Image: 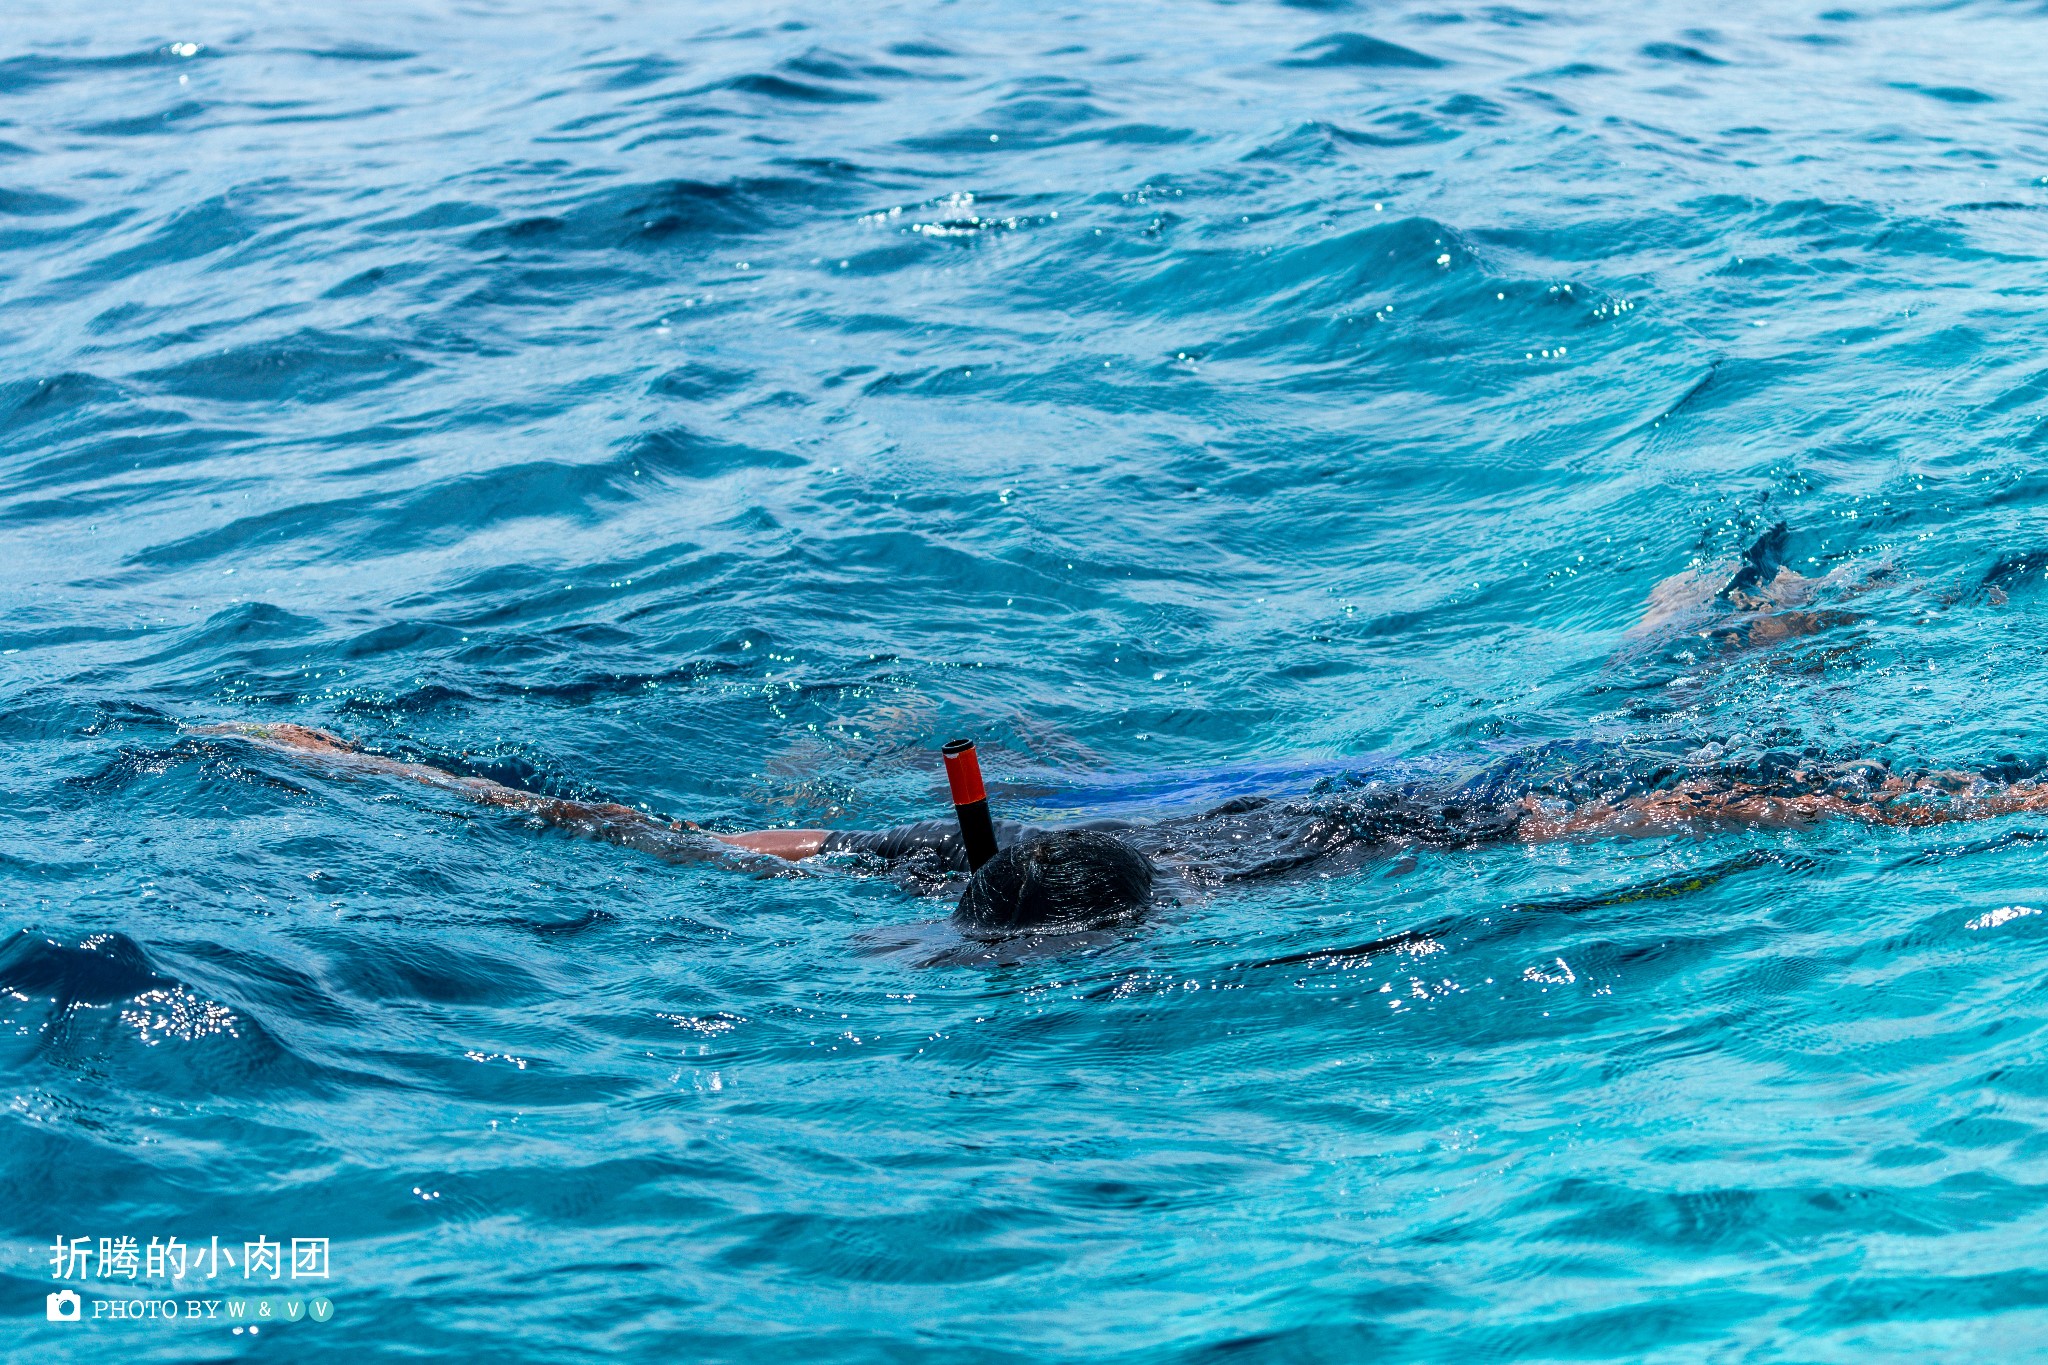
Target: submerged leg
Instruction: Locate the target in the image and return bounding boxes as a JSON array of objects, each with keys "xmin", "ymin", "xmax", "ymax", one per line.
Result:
[{"xmin": 1516, "ymin": 769, "xmax": 2048, "ymax": 843}]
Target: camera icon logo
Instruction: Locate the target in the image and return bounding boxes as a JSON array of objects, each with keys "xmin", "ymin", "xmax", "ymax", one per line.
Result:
[{"xmin": 47, "ymin": 1288, "xmax": 82, "ymax": 1322}]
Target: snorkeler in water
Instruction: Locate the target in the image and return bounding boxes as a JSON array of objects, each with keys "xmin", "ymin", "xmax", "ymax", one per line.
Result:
[
  {"xmin": 194, "ymin": 716, "xmax": 2048, "ymax": 939},
  {"xmin": 189, "ymin": 527, "xmax": 2048, "ymax": 938}
]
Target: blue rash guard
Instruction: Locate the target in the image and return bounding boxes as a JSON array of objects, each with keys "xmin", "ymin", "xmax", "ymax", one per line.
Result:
[{"xmin": 822, "ymin": 752, "xmax": 1520, "ymax": 886}]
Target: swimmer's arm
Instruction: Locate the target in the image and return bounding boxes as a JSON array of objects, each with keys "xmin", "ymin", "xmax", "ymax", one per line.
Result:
[
  {"xmin": 192, "ymin": 722, "xmax": 831, "ymax": 861},
  {"xmin": 193, "ymin": 722, "xmax": 611, "ymax": 816}
]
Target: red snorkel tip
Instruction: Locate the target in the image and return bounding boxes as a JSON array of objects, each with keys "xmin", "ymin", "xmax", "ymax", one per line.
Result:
[
  {"xmin": 942, "ymin": 737, "xmax": 988, "ymax": 806},
  {"xmin": 942, "ymin": 738, "xmax": 999, "ymax": 871}
]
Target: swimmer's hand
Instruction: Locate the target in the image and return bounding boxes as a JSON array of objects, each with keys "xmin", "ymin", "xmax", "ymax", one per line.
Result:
[
  {"xmin": 712, "ymin": 829, "xmax": 828, "ymax": 861},
  {"xmin": 669, "ymin": 820, "xmax": 825, "ymax": 861},
  {"xmin": 188, "ymin": 721, "xmax": 358, "ymax": 754}
]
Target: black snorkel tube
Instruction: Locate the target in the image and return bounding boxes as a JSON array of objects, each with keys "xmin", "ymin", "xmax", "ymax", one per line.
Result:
[{"xmin": 942, "ymin": 738, "xmax": 1000, "ymax": 871}]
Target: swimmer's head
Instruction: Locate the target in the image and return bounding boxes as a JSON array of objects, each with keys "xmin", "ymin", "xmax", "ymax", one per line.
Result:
[{"xmin": 953, "ymin": 830, "xmax": 1155, "ymax": 936}]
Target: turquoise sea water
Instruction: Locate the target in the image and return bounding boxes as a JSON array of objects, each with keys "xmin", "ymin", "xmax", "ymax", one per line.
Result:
[{"xmin": 9, "ymin": 0, "xmax": 2048, "ymax": 1358}]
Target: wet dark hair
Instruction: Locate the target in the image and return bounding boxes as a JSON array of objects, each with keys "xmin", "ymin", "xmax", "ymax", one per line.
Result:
[{"xmin": 953, "ymin": 830, "xmax": 1154, "ymax": 935}]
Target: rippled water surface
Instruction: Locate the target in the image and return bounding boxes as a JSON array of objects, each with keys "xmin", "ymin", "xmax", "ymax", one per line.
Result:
[{"xmin": 10, "ymin": 0, "xmax": 2048, "ymax": 1359}]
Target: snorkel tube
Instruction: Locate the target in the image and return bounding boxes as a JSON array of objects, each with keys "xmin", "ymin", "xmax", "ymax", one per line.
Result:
[{"xmin": 942, "ymin": 738, "xmax": 1000, "ymax": 871}]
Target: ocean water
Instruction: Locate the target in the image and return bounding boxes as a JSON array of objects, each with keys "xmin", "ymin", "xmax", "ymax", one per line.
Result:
[{"xmin": 8, "ymin": 0, "xmax": 2048, "ymax": 1358}]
